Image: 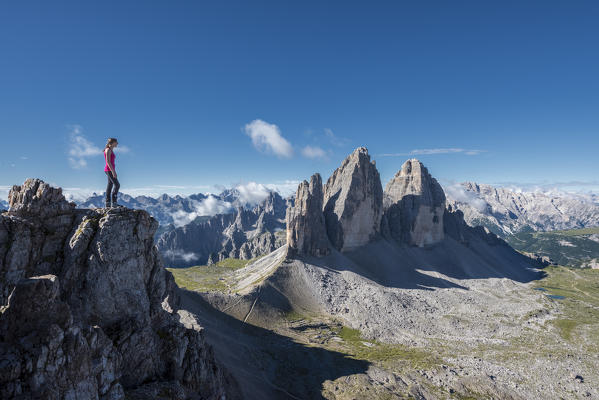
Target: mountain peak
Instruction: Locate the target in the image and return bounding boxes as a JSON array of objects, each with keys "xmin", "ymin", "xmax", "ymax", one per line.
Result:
[
  {"xmin": 323, "ymin": 146, "xmax": 384, "ymax": 251},
  {"xmin": 383, "ymin": 159, "xmax": 446, "ymax": 246},
  {"xmin": 286, "ymin": 173, "xmax": 330, "ymax": 257},
  {"xmin": 1, "ymin": 179, "xmax": 232, "ymax": 399}
]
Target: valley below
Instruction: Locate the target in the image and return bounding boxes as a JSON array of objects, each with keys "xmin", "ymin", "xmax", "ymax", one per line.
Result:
[{"xmin": 169, "ymin": 248, "xmax": 599, "ymax": 400}]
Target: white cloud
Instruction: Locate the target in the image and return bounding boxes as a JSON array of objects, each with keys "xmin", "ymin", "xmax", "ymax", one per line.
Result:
[
  {"xmin": 163, "ymin": 249, "xmax": 200, "ymax": 263},
  {"xmin": 380, "ymin": 148, "xmax": 486, "ymax": 157},
  {"xmin": 234, "ymin": 182, "xmax": 272, "ymax": 204},
  {"xmin": 63, "ymin": 188, "xmax": 95, "ymax": 203},
  {"xmin": 261, "ymin": 180, "xmax": 301, "ymax": 198},
  {"xmin": 171, "ymin": 195, "xmax": 233, "ymax": 227},
  {"xmin": 67, "ymin": 125, "xmax": 130, "ymax": 168},
  {"xmin": 67, "ymin": 125, "xmax": 102, "ymax": 168},
  {"xmin": 443, "ymin": 183, "xmax": 488, "ymax": 212},
  {"xmin": 244, "ymin": 119, "xmax": 293, "ymax": 158},
  {"xmin": 301, "ymin": 145, "xmax": 327, "ymax": 159},
  {"xmin": 167, "ymin": 181, "xmax": 297, "ymax": 227},
  {"xmin": 463, "ymin": 150, "xmax": 484, "ymax": 155},
  {"xmin": 114, "ymin": 145, "xmax": 130, "ymax": 154}
]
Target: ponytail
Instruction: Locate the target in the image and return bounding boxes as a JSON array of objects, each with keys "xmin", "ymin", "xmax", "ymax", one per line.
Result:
[{"xmin": 105, "ymin": 138, "xmax": 118, "ymax": 150}]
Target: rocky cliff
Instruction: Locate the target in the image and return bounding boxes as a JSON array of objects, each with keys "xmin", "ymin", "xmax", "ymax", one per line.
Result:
[
  {"xmin": 383, "ymin": 158, "xmax": 446, "ymax": 247},
  {"xmin": 201, "ymin": 149, "xmax": 555, "ymax": 400},
  {"xmin": 157, "ymin": 192, "xmax": 289, "ymax": 266},
  {"xmin": 287, "ymin": 147, "xmax": 506, "ymax": 256},
  {"xmin": 323, "ymin": 147, "xmax": 384, "ymax": 251},
  {"xmin": 286, "ymin": 173, "xmax": 330, "ymax": 257},
  {"xmin": 0, "ymin": 179, "xmax": 233, "ymax": 399}
]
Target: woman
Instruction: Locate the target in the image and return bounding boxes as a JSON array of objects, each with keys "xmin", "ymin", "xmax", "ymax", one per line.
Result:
[{"xmin": 104, "ymin": 138, "xmax": 121, "ymax": 208}]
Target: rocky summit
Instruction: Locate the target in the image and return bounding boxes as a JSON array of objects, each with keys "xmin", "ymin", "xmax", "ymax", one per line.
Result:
[
  {"xmin": 286, "ymin": 173, "xmax": 330, "ymax": 257},
  {"xmin": 383, "ymin": 158, "xmax": 446, "ymax": 247},
  {"xmin": 287, "ymin": 147, "xmax": 502, "ymax": 256},
  {"xmin": 322, "ymin": 147, "xmax": 384, "ymax": 251},
  {"xmin": 0, "ymin": 179, "xmax": 233, "ymax": 399}
]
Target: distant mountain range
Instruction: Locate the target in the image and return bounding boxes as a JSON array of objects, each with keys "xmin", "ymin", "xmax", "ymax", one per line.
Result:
[
  {"xmin": 38, "ymin": 180, "xmax": 599, "ymax": 269},
  {"xmin": 73, "ymin": 183, "xmax": 599, "ymax": 237},
  {"xmin": 77, "ymin": 189, "xmax": 246, "ymax": 227},
  {"xmin": 445, "ymin": 182, "xmax": 599, "ymax": 237},
  {"xmin": 156, "ymin": 192, "xmax": 291, "ymax": 267}
]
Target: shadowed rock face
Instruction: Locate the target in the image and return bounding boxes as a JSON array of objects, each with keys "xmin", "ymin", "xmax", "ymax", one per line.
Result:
[
  {"xmin": 0, "ymin": 179, "xmax": 232, "ymax": 399},
  {"xmin": 157, "ymin": 191, "xmax": 289, "ymax": 267},
  {"xmin": 383, "ymin": 159, "xmax": 446, "ymax": 247},
  {"xmin": 323, "ymin": 147, "xmax": 384, "ymax": 252},
  {"xmin": 285, "ymin": 148, "xmax": 506, "ymax": 255},
  {"xmin": 286, "ymin": 173, "xmax": 330, "ymax": 257}
]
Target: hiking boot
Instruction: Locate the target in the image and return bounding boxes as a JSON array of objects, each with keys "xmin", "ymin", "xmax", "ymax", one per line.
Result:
[
  {"xmin": 105, "ymin": 202, "xmax": 112, "ymax": 208},
  {"xmin": 112, "ymin": 202, "xmax": 124, "ymax": 208}
]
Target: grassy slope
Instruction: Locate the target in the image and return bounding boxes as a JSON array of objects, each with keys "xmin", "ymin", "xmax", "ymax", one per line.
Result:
[
  {"xmin": 170, "ymin": 257, "xmax": 599, "ymax": 399},
  {"xmin": 167, "ymin": 258, "xmax": 257, "ymax": 292},
  {"xmin": 531, "ymin": 265, "xmax": 599, "ymax": 345},
  {"xmin": 506, "ymin": 227, "xmax": 599, "ymax": 268}
]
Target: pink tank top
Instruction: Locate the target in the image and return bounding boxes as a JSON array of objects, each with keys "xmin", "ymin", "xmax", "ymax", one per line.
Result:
[{"xmin": 104, "ymin": 149, "xmax": 115, "ymax": 172}]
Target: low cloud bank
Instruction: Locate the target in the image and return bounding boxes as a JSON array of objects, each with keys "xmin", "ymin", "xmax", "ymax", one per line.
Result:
[
  {"xmin": 162, "ymin": 249, "xmax": 200, "ymax": 263},
  {"xmin": 443, "ymin": 183, "xmax": 488, "ymax": 212},
  {"xmin": 171, "ymin": 195, "xmax": 233, "ymax": 227}
]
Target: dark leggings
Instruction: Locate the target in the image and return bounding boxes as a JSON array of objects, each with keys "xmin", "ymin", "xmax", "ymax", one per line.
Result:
[{"xmin": 105, "ymin": 171, "xmax": 120, "ymax": 203}]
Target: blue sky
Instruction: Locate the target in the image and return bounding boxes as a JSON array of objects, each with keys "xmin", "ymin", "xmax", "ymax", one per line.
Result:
[{"xmin": 1, "ymin": 1, "xmax": 598, "ymax": 200}]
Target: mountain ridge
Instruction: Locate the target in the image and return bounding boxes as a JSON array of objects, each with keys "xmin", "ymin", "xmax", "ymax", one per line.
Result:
[
  {"xmin": 445, "ymin": 181, "xmax": 599, "ymax": 236},
  {"xmin": 0, "ymin": 178, "xmax": 236, "ymax": 399},
  {"xmin": 187, "ymin": 147, "xmax": 584, "ymax": 399}
]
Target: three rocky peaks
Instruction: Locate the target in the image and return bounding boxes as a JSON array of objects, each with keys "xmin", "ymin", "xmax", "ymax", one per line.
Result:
[{"xmin": 287, "ymin": 147, "xmax": 501, "ymax": 256}]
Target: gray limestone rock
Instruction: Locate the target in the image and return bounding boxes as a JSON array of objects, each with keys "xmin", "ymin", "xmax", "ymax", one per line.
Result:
[
  {"xmin": 445, "ymin": 181, "xmax": 599, "ymax": 236},
  {"xmin": 443, "ymin": 204, "xmax": 505, "ymax": 246},
  {"xmin": 383, "ymin": 159, "xmax": 446, "ymax": 247},
  {"xmin": 0, "ymin": 179, "xmax": 234, "ymax": 399},
  {"xmin": 8, "ymin": 178, "xmax": 76, "ymax": 218},
  {"xmin": 323, "ymin": 147, "xmax": 384, "ymax": 251},
  {"xmin": 286, "ymin": 173, "xmax": 330, "ymax": 257},
  {"xmin": 157, "ymin": 191, "xmax": 289, "ymax": 266}
]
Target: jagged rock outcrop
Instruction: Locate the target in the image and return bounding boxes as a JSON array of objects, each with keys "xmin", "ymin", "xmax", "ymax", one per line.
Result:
[
  {"xmin": 445, "ymin": 181, "xmax": 599, "ymax": 236},
  {"xmin": 0, "ymin": 179, "xmax": 232, "ymax": 399},
  {"xmin": 286, "ymin": 173, "xmax": 330, "ymax": 257},
  {"xmin": 157, "ymin": 191, "xmax": 290, "ymax": 266},
  {"xmin": 443, "ymin": 204, "xmax": 505, "ymax": 246},
  {"xmin": 383, "ymin": 159, "xmax": 446, "ymax": 247},
  {"xmin": 284, "ymin": 149, "xmax": 507, "ymax": 254},
  {"xmin": 323, "ymin": 147, "xmax": 384, "ymax": 251}
]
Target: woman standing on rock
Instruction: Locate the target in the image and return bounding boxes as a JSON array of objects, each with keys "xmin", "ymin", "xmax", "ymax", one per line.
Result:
[{"xmin": 104, "ymin": 138, "xmax": 121, "ymax": 208}]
